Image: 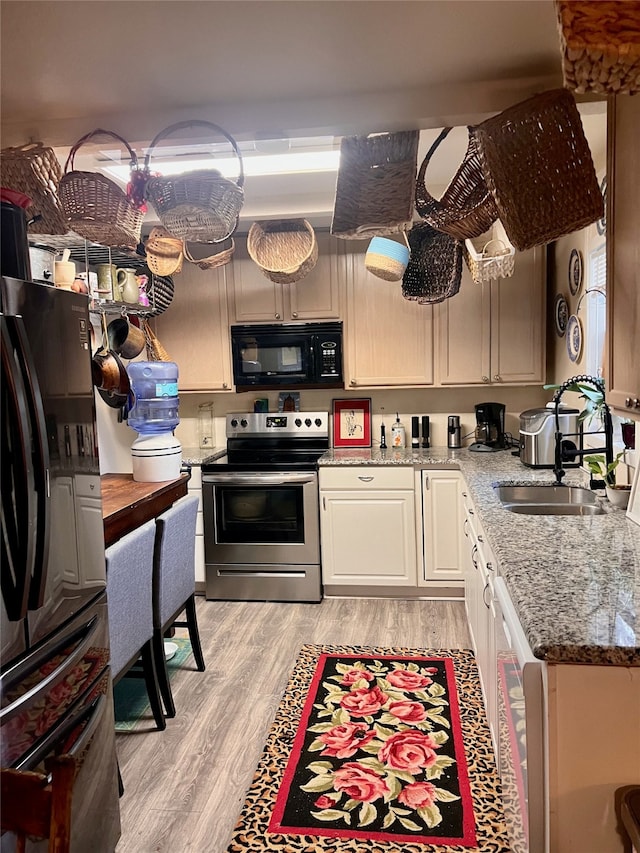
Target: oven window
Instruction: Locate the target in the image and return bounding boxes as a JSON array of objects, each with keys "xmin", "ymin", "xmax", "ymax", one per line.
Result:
[{"xmin": 215, "ymin": 485, "xmax": 304, "ymax": 543}]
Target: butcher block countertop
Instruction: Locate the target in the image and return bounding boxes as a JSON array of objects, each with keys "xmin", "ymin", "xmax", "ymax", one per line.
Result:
[{"xmin": 101, "ymin": 472, "xmax": 190, "ymax": 547}]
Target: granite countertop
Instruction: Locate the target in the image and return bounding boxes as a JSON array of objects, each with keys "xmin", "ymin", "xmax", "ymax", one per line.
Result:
[
  {"xmin": 181, "ymin": 446, "xmax": 227, "ymax": 466},
  {"xmin": 319, "ymin": 446, "xmax": 640, "ymax": 667}
]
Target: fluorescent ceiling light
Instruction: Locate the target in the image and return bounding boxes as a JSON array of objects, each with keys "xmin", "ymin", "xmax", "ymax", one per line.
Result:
[{"xmin": 103, "ymin": 149, "xmax": 340, "ymax": 183}]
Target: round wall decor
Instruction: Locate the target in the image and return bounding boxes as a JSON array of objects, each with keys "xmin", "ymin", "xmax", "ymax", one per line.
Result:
[
  {"xmin": 566, "ymin": 314, "xmax": 583, "ymax": 363},
  {"xmin": 554, "ymin": 293, "xmax": 569, "ymax": 337},
  {"xmin": 596, "ymin": 175, "xmax": 606, "ymax": 236},
  {"xmin": 568, "ymin": 248, "xmax": 583, "ymax": 296}
]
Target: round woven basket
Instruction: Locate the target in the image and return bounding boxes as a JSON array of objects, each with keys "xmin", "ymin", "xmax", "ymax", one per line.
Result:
[
  {"xmin": 145, "ymin": 227, "xmax": 184, "ymax": 276},
  {"xmin": 365, "ymin": 236, "xmax": 410, "ymax": 281},
  {"xmin": 0, "ymin": 142, "xmax": 68, "ymax": 235},
  {"xmin": 247, "ymin": 219, "xmax": 318, "ymax": 284}
]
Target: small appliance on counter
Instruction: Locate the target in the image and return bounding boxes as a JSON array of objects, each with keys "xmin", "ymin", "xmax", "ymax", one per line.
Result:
[
  {"xmin": 447, "ymin": 415, "xmax": 462, "ymax": 449},
  {"xmin": 519, "ymin": 402, "xmax": 581, "ymax": 469},
  {"xmin": 127, "ymin": 361, "xmax": 182, "ymax": 481},
  {"xmin": 469, "ymin": 402, "xmax": 508, "ymax": 452}
]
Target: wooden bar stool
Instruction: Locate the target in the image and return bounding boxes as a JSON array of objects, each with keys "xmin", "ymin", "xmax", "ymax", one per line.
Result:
[{"xmin": 152, "ymin": 494, "xmax": 205, "ymax": 717}]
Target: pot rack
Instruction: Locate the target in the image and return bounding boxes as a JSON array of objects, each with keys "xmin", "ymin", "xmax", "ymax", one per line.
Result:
[{"xmin": 28, "ymin": 232, "xmax": 173, "ymax": 318}]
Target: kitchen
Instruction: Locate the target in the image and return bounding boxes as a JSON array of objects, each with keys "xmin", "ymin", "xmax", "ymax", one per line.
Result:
[{"xmin": 1, "ymin": 2, "xmax": 640, "ymax": 853}]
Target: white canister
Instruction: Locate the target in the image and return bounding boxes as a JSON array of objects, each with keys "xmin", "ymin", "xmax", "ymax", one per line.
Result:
[
  {"xmin": 391, "ymin": 415, "xmax": 406, "ymax": 448},
  {"xmin": 131, "ymin": 433, "xmax": 182, "ymax": 482}
]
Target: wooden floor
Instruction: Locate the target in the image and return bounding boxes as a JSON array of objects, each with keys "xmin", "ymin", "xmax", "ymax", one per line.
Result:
[{"xmin": 115, "ymin": 595, "xmax": 471, "ymax": 853}]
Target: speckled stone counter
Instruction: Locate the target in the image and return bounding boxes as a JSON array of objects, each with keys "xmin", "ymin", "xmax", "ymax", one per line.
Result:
[
  {"xmin": 319, "ymin": 446, "xmax": 640, "ymax": 667},
  {"xmin": 181, "ymin": 446, "xmax": 226, "ymax": 466}
]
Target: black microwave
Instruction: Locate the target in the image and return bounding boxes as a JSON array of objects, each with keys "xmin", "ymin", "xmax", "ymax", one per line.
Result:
[{"xmin": 231, "ymin": 322, "xmax": 343, "ymax": 390}]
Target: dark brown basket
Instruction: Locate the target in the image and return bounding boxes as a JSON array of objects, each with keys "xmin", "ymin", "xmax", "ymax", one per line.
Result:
[
  {"xmin": 0, "ymin": 142, "xmax": 68, "ymax": 235},
  {"xmin": 415, "ymin": 127, "xmax": 498, "ymax": 240},
  {"xmin": 474, "ymin": 88, "xmax": 604, "ymax": 251},
  {"xmin": 59, "ymin": 129, "xmax": 144, "ymax": 250},
  {"xmin": 402, "ymin": 222, "xmax": 463, "ymax": 304},
  {"xmin": 144, "ymin": 120, "xmax": 245, "ymax": 243},
  {"xmin": 331, "ymin": 130, "xmax": 419, "ymax": 239}
]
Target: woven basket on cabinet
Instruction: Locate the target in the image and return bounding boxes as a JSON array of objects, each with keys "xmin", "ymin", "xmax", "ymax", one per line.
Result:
[{"xmin": 0, "ymin": 142, "xmax": 68, "ymax": 235}]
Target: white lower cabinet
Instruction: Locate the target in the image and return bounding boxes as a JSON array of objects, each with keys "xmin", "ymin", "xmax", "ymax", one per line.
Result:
[
  {"xmin": 188, "ymin": 465, "xmax": 205, "ymax": 586},
  {"xmin": 319, "ymin": 467, "xmax": 417, "ymax": 588},
  {"xmin": 421, "ymin": 469, "xmax": 464, "ymax": 586}
]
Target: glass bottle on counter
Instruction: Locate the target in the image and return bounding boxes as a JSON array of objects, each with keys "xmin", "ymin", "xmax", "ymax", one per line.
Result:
[{"xmin": 198, "ymin": 402, "xmax": 215, "ymax": 450}]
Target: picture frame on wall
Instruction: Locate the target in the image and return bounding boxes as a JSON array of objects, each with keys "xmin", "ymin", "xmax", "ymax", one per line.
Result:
[
  {"xmin": 627, "ymin": 462, "xmax": 640, "ymax": 527},
  {"xmin": 332, "ymin": 398, "xmax": 372, "ymax": 448}
]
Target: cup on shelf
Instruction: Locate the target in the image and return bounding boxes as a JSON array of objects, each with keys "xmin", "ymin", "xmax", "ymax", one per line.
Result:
[
  {"xmin": 96, "ymin": 264, "xmax": 117, "ymax": 299},
  {"xmin": 54, "ymin": 260, "xmax": 76, "ymax": 289}
]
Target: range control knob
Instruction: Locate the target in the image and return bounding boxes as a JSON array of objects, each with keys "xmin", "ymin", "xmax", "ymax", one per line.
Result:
[
  {"xmin": 305, "ymin": 418, "xmax": 312, "ymax": 427},
  {"xmin": 240, "ymin": 419, "xmax": 248, "ymax": 428},
  {"xmin": 315, "ymin": 418, "xmax": 322, "ymax": 427},
  {"xmin": 295, "ymin": 418, "xmax": 302, "ymax": 427},
  {"xmin": 230, "ymin": 418, "xmax": 238, "ymax": 428}
]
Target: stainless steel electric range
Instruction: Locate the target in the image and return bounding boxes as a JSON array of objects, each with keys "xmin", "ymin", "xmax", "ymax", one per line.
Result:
[{"xmin": 201, "ymin": 412, "xmax": 329, "ymax": 602}]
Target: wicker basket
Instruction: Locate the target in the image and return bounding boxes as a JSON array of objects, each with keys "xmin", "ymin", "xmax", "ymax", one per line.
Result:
[
  {"xmin": 247, "ymin": 219, "xmax": 318, "ymax": 284},
  {"xmin": 415, "ymin": 127, "xmax": 498, "ymax": 240},
  {"xmin": 143, "ymin": 270, "xmax": 174, "ymax": 317},
  {"xmin": 365, "ymin": 235, "xmax": 410, "ymax": 282},
  {"xmin": 58, "ymin": 129, "xmax": 144, "ymax": 249},
  {"xmin": 145, "ymin": 227, "xmax": 184, "ymax": 276},
  {"xmin": 402, "ymin": 222, "xmax": 463, "ymax": 304},
  {"xmin": 1, "ymin": 142, "xmax": 68, "ymax": 235},
  {"xmin": 555, "ymin": 1, "xmax": 640, "ymax": 95},
  {"xmin": 463, "ymin": 220, "xmax": 516, "ymax": 284},
  {"xmin": 474, "ymin": 88, "xmax": 604, "ymax": 251},
  {"xmin": 331, "ymin": 130, "xmax": 419, "ymax": 239},
  {"xmin": 142, "ymin": 320, "xmax": 172, "ymax": 362},
  {"xmin": 144, "ymin": 120, "xmax": 244, "ymax": 243},
  {"xmin": 183, "ymin": 236, "xmax": 235, "ymax": 270}
]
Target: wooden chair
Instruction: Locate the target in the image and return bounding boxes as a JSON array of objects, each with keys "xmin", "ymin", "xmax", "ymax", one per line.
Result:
[
  {"xmin": 152, "ymin": 494, "xmax": 205, "ymax": 717},
  {"xmin": 1, "ymin": 755, "xmax": 75, "ymax": 853}
]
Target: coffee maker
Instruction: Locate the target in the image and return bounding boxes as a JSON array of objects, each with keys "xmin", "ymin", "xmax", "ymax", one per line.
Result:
[{"xmin": 469, "ymin": 402, "xmax": 506, "ymax": 452}]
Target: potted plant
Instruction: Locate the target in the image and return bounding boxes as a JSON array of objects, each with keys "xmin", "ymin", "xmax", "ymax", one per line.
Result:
[{"xmin": 586, "ymin": 452, "xmax": 631, "ymax": 507}]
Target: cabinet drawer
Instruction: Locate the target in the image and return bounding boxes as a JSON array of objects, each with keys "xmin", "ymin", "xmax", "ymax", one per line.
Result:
[
  {"xmin": 320, "ymin": 467, "xmax": 414, "ymax": 490},
  {"xmin": 74, "ymin": 474, "xmax": 101, "ymax": 498}
]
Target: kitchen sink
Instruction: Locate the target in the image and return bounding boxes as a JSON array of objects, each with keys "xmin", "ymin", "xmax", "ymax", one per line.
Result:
[{"xmin": 495, "ymin": 484, "xmax": 605, "ymax": 516}]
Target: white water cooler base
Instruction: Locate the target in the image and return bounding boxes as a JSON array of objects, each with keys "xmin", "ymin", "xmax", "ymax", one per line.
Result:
[{"xmin": 131, "ymin": 433, "xmax": 182, "ymax": 482}]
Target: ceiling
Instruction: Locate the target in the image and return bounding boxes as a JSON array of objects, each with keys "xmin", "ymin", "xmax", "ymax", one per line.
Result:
[{"xmin": 0, "ymin": 1, "xmax": 607, "ymax": 230}]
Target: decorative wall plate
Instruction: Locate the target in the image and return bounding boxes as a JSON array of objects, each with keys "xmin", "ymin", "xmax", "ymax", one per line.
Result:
[
  {"xmin": 568, "ymin": 248, "xmax": 583, "ymax": 296},
  {"xmin": 597, "ymin": 175, "xmax": 606, "ymax": 236},
  {"xmin": 566, "ymin": 314, "xmax": 583, "ymax": 363},
  {"xmin": 554, "ymin": 293, "xmax": 569, "ymax": 337}
]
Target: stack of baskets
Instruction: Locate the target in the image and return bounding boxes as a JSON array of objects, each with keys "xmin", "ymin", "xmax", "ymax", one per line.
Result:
[{"xmin": 247, "ymin": 219, "xmax": 317, "ymax": 284}]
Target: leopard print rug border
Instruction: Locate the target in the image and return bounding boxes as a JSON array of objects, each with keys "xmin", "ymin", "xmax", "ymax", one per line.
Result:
[{"xmin": 227, "ymin": 645, "xmax": 511, "ymax": 852}]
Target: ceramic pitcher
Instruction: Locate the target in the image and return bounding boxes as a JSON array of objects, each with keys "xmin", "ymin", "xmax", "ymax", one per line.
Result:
[{"xmin": 117, "ymin": 267, "xmax": 139, "ymax": 303}]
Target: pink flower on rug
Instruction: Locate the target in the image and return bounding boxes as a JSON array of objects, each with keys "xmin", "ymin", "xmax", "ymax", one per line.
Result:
[
  {"xmin": 319, "ymin": 722, "xmax": 376, "ymax": 758},
  {"xmin": 340, "ymin": 685, "xmax": 388, "ymax": 717},
  {"xmin": 378, "ymin": 730, "xmax": 440, "ymax": 773},
  {"xmin": 333, "ymin": 762, "xmax": 390, "ymax": 802},
  {"xmin": 314, "ymin": 795, "xmax": 335, "ymax": 810},
  {"xmin": 388, "ymin": 699, "xmax": 427, "ymax": 723},
  {"xmin": 398, "ymin": 780, "xmax": 438, "ymax": 809},
  {"xmin": 387, "ymin": 669, "xmax": 433, "ymax": 690},
  {"xmin": 340, "ymin": 668, "xmax": 374, "ymax": 686}
]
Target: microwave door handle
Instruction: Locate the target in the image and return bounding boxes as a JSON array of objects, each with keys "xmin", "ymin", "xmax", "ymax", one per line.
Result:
[
  {"xmin": 1, "ymin": 317, "xmax": 37, "ymax": 621},
  {"xmin": 9, "ymin": 315, "xmax": 51, "ymax": 610}
]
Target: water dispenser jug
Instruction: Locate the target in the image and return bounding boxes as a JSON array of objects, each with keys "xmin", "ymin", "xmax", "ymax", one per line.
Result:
[{"xmin": 127, "ymin": 361, "xmax": 180, "ymax": 434}]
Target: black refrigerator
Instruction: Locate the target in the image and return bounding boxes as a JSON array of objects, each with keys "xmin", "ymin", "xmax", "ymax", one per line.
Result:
[{"xmin": 1, "ymin": 276, "xmax": 120, "ymax": 852}]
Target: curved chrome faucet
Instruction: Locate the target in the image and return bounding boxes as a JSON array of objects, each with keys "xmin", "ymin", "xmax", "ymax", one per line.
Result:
[{"xmin": 552, "ymin": 374, "xmax": 614, "ymax": 485}]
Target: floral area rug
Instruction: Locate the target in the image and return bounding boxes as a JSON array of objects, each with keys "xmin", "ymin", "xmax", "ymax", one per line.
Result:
[{"xmin": 227, "ymin": 644, "xmax": 510, "ymax": 852}]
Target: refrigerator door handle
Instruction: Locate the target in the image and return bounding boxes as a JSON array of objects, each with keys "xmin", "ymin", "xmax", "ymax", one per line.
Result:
[
  {"xmin": 1, "ymin": 316, "xmax": 36, "ymax": 621},
  {"xmin": 0, "ymin": 614, "xmax": 99, "ymax": 724},
  {"xmin": 8, "ymin": 315, "xmax": 51, "ymax": 611}
]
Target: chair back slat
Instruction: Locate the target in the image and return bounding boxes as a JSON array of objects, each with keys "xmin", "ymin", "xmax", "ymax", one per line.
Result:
[{"xmin": 153, "ymin": 495, "xmax": 199, "ymax": 627}]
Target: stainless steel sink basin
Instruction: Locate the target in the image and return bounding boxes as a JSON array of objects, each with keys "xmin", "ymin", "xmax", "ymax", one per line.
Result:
[{"xmin": 495, "ymin": 484, "xmax": 605, "ymax": 516}]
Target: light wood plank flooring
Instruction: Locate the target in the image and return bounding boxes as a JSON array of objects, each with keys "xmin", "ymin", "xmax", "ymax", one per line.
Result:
[{"xmin": 115, "ymin": 596, "xmax": 471, "ymax": 853}]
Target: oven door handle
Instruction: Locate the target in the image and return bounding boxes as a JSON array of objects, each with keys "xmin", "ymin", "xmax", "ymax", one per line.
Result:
[{"xmin": 203, "ymin": 472, "xmax": 316, "ymax": 486}]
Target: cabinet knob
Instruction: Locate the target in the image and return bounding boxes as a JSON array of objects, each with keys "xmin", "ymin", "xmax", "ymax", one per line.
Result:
[
  {"xmin": 493, "ymin": 374, "xmax": 501, "ymax": 382},
  {"xmin": 291, "ymin": 312, "xmax": 298, "ymax": 318},
  {"xmin": 350, "ymin": 379, "xmax": 357, "ymax": 386},
  {"xmin": 275, "ymin": 313, "xmax": 281, "ymax": 320},
  {"xmin": 482, "ymin": 375, "xmax": 489, "ymax": 383},
  {"xmin": 482, "ymin": 582, "xmax": 490, "ymax": 608},
  {"xmin": 222, "ymin": 383, "xmax": 228, "ymax": 389},
  {"xmin": 626, "ymin": 398, "xmax": 632, "ymax": 407},
  {"xmin": 477, "ymin": 534, "xmax": 483, "ymax": 543},
  {"xmin": 635, "ymin": 399, "xmax": 640, "ymax": 409}
]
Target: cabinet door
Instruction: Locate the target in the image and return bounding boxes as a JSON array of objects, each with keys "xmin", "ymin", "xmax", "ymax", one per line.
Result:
[
  {"xmin": 345, "ymin": 250, "xmax": 434, "ymax": 388},
  {"xmin": 436, "ymin": 267, "xmax": 491, "ymax": 385},
  {"xmin": 288, "ymin": 233, "xmax": 342, "ymax": 320},
  {"xmin": 321, "ymin": 490, "xmax": 417, "ymax": 585},
  {"xmin": 75, "ymin": 494, "xmax": 106, "ymax": 587},
  {"xmin": 421, "ymin": 470, "xmax": 463, "ymax": 583},
  {"xmin": 490, "ymin": 246, "xmax": 545, "ymax": 385},
  {"xmin": 51, "ymin": 476, "xmax": 79, "ymax": 586},
  {"xmin": 607, "ymin": 96, "xmax": 640, "ymax": 413},
  {"xmin": 153, "ymin": 262, "xmax": 232, "ymax": 391},
  {"xmin": 230, "ymin": 238, "xmax": 285, "ymax": 322}
]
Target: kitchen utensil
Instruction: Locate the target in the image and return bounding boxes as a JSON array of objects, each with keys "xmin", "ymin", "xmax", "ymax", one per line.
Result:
[
  {"xmin": 421, "ymin": 415, "xmax": 430, "ymax": 448},
  {"xmin": 107, "ymin": 317, "xmax": 146, "ymax": 359},
  {"xmin": 411, "ymin": 416, "xmax": 420, "ymax": 449},
  {"xmin": 91, "ymin": 348, "xmax": 130, "ymax": 398},
  {"xmin": 469, "ymin": 402, "xmax": 507, "ymax": 452},
  {"xmin": 447, "ymin": 415, "xmax": 462, "ymax": 449},
  {"xmin": 54, "ymin": 251, "xmax": 76, "ymax": 289}
]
